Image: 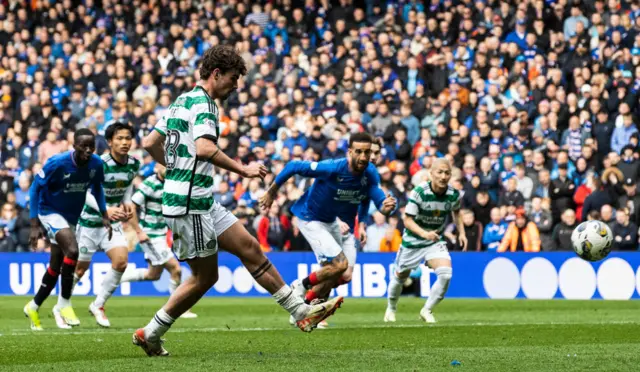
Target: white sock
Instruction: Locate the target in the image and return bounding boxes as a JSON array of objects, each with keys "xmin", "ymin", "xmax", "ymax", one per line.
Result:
[
  {"xmin": 57, "ymin": 295, "xmax": 71, "ymax": 308},
  {"xmin": 94, "ymin": 268, "xmax": 124, "ymax": 308},
  {"xmin": 28, "ymin": 300, "xmax": 39, "ymax": 311},
  {"xmin": 387, "ymin": 273, "xmax": 405, "ymax": 311},
  {"xmin": 121, "ymin": 267, "xmax": 148, "ymax": 283},
  {"xmin": 169, "ymin": 279, "xmax": 180, "ymax": 294},
  {"xmin": 273, "ymin": 285, "xmax": 310, "ymax": 321},
  {"xmin": 144, "ymin": 308, "xmax": 175, "ymax": 341},
  {"xmin": 425, "ymin": 267, "xmax": 452, "ymax": 312}
]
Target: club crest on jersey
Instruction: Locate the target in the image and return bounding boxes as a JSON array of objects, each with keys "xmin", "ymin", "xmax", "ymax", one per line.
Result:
[
  {"xmin": 445, "ymin": 202, "xmax": 451, "ymax": 211},
  {"xmin": 116, "ymin": 180, "xmax": 127, "ymax": 188}
]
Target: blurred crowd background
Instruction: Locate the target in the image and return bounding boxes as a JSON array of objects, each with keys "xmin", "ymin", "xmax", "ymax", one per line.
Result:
[{"xmin": 1, "ymin": 0, "xmax": 640, "ymax": 254}]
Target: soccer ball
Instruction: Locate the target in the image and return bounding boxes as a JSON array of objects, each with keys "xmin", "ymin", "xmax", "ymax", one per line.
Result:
[{"xmin": 571, "ymin": 220, "xmax": 613, "ymax": 262}]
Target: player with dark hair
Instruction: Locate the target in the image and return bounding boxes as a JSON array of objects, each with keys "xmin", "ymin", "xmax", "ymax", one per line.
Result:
[
  {"xmin": 72, "ymin": 122, "xmax": 141, "ymax": 328},
  {"xmin": 24, "ymin": 128, "xmax": 110, "ymax": 330},
  {"xmin": 138, "ymin": 45, "xmax": 343, "ymax": 356},
  {"xmin": 260, "ymin": 132, "xmax": 397, "ymax": 316}
]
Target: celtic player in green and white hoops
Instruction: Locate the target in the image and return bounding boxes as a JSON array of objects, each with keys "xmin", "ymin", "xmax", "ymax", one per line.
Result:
[
  {"xmin": 385, "ymin": 158, "xmax": 467, "ymax": 324},
  {"xmin": 135, "ymin": 45, "xmax": 343, "ymax": 357},
  {"xmin": 71, "ymin": 122, "xmax": 140, "ymax": 328},
  {"xmin": 120, "ymin": 163, "xmax": 197, "ymax": 318}
]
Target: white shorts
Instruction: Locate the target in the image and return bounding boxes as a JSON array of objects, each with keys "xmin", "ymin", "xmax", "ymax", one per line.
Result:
[
  {"xmin": 298, "ymin": 219, "xmax": 356, "ymax": 265},
  {"xmin": 140, "ymin": 236, "xmax": 174, "ymax": 266},
  {"xmin": 394, "ymin": 241, "xmax": 451, "ymax": 273},
  {"xmin": 165, "ymin": 203, "xmax": 237, "ymax": 261},
  {"xmin": 39, "ymin": 214, "xmax": 75, "ymax": 245},
  {"xmin": 77, "ymin": 222, "xmax": 128, "ymax": 262}
]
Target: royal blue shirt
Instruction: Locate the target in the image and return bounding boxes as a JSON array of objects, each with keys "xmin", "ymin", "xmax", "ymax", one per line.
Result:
[
  {"xmin": 275, "ymin": 159, "xmax": 386, "ymax": 230},
  {"xmin": 30, "ymin": 151, "xmax": 106, "ymax": 225}
]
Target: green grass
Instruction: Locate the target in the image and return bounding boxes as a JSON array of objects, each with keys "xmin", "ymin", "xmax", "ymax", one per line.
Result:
[{"xmin": 1, "ymin": 297, "xmax": 640, "ymax": 371}]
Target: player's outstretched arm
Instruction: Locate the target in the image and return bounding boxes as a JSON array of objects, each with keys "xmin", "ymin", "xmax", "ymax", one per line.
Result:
[
  {"xmin": 195, "ymin": 137, "xmax": 266, "ymax": 179},
  {"xmin": 260, "ymin": 160, "xmax": 336, "ymax": 210},
  {"xmin": 142, "ymin": 130, "xmax": 167, "ymax": 166}
]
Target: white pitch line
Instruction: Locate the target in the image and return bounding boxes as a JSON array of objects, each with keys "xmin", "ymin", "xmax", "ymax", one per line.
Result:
[{"xmin": 3, "ymin": 320, "xmax": 640, "ymax": 337}]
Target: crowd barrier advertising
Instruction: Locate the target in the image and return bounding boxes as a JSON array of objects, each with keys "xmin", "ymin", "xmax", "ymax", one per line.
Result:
[{"xmin": 3, "ymin": 252, "xmax": 640, "ymax": 300}]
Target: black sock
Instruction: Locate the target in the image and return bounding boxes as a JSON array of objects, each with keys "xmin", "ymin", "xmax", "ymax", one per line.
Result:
[
  {"xmin": 60, "ymin": 257, "xmax": 77, "ymax": 301},
  {"xmin": 33, "ymin": 267, "xmax": 59, "ymax": 306}
]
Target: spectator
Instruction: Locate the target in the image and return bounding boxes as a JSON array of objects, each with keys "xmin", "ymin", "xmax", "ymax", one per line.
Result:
[
  {"xmin": 552, "ymin": 209, "xmax": 578, "ymax": 251},
  {"xmin": 529, "ymin": 197, "xmax": 554, "ymax": 251},
  {"xmin": 499, "ymin": 177, "xmax": 525, "ymax": 213},
  {"xmin": 550, "ymin": 164, "xmax": 576, "ymax": 222},
  {"xmin": 379, "ymin": 225, "xmax": 402, "ymax": 253},
  {"xmin": 611, "ymin": 208, "xmax": 638, "ymax": 251},
  {"xmin": 445, "ymin": 209, "xmax": 482, "ymax": 252},
  {"xmin": 574, "ymin": 173, "xmax": 596, "ymax": 222},
  {"xmin": 582, "ymin": 176, "xmax": 616, "ymax": 221},
  {"xmin": 257, "ymin": 203, "xmax": 290, "ymax": 252},
  {"xmin": 482, "ymin": 207, "xmax": 508, "ymax": 252},
  {"xmin": 365, "ymin": 212, "xmax": 388, "ymax": 252},
  {"xmin": 620, "ymin": 178, "xmax": 640, "ymax": 225},
  {"xmin": 498, "ymin": 208, "xmax": 541, "ymax": 253}
]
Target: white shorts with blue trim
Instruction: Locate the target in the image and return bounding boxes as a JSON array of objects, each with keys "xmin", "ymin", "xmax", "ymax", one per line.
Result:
[
  {"xmin": 297, "ymin": 219, "xmax": 357, "ymax": 266},
  {"xmin": 38, "ymin": 213, "xmax": 76, "ymax": 245}
]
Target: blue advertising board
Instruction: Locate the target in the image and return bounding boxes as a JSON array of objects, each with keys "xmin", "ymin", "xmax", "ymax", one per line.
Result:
[{"xmin": 2, "ymin": 252, "xmax": 640, "ymax": 300}]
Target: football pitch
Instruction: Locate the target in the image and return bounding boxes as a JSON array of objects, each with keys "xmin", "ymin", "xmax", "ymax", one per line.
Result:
[{"xmin": 1, "ymin": 297, "xmax": 639, "ymax": 371}]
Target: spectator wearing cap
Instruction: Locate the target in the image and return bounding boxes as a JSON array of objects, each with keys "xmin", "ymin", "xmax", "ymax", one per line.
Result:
[
  {"xmin": 619, "ymin": 178, "xmax": 640, "ymax": 225},
  {"xmin": 505, "ymin": 19, "xmax": 529, "ymax": 51},
  {"xmin": 550, "ymin": 163, "xmax": 576, "ymax": 222},
  {"xmin": 498, "ymin": 208, "xmax": 541, "ymax": 253},
  {"xmin": 618, "ymin": 145, "xmax": 640, "ymax": 182},
  {"xmin": 552, "ymin": 209, "xmax": 578, "ymax": 251},
  {"xmin": 611, "ymin": 207, "xmax": 638, "ymax": 251}
]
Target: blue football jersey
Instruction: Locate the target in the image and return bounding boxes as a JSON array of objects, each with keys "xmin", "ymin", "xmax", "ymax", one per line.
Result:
[
  {"xmin": 30, "ymin": 151, "xmax": 106, "ymax": 225},
  {"xmin": 275, "ymin": 159, "xmax": 386, "ymax": 229}
]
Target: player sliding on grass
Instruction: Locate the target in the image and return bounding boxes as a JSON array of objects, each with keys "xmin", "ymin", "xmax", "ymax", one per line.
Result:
[
  {"xmin": 120, "ymin": 163, "xmax": 196, "ymax": 319},
  {"xmin": 384, "ymin": 158, "xmax": 466, "ymax": 323},
  {"xmin": 260, "ymin": 133, "xmax": 396, "ymax": 314},
  {"xmin": 24, "ymin": 129, "xmax": 110, "ymax": 330},
  {"xmin": 72, "ymin": 122, "xmax": 140, "ymax": 328},
  {"xmin": 137, "ymin": 45, "xmax": 343, "ymax": 356}
]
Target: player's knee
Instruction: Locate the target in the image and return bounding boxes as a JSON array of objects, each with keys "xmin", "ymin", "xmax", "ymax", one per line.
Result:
[
  {"xmin": 112, "ymin": 260, "xmax": 127, "ymax": 272},
  {"xmin": 65, "ymin": 245, "xmax": 79, "ymax": 260},
  {"xmin": 395, "ymin": 270, "xmax": 411, "ymax": 281},
  {"xmin": 435, "ymin": 267, "xmax": 452, "ymax": 282}
]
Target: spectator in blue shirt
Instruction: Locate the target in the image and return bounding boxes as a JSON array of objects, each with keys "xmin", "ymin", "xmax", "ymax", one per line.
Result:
[{"xmin": 482, "ymin": 208, "xmax": 508, "ymax": 252}]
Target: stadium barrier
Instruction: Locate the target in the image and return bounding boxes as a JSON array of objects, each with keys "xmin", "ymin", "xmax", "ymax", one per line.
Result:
[{"xmin": 2, "ymin": 252, "xmax": 640, "ymax": 299}]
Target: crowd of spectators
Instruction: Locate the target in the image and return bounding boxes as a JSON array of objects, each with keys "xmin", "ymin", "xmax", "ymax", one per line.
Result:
[{"xmin": 1, "ymin": 0, "xmax": 640, "ymax": 254}]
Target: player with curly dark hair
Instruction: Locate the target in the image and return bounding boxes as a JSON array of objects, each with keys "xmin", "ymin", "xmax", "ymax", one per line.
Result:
[{"xmin": 136, "ymin": 45, "xmax": 343, "ymax": 356}]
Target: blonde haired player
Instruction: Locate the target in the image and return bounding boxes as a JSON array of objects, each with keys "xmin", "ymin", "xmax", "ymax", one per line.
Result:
[{"xmin": 384, "ymin": 158, "xmax": 467, "ymax": 323}]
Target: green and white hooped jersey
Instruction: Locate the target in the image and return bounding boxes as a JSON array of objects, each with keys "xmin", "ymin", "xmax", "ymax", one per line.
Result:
[
  {"xmin": 401, "ymin": 181, "xmax": 461, "ymax": 249},
  {"xmin": 131, "ymin": 174, "xmax": 167, "ymax": 238},
  {"xmin": 78, "ymin": 153, "xmax": 140, "ymax": 228},
  {"xmin": 153, "ymin": 85, "xmax": 219, "ymax": 217}
]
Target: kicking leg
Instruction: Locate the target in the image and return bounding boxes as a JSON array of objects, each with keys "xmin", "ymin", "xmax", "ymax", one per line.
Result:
[
  {"xmin": 421, "ymin": 258, "xmax": 452, "ymax": 323},
  {"xmin": 90, "ymin": 245, "xmax": 128, "ymax": 327},
  {"xmin": 24, "ymin": 243, "xmax": 64, "ymax": 330},
  {"xmin": 133, "ymin": 254, "xmax": 219, "ymax": 357},
  {"xmin": 219, "ymin": 221, "xmax": 343, "ymax": 332}
]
